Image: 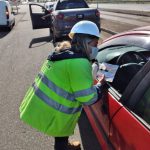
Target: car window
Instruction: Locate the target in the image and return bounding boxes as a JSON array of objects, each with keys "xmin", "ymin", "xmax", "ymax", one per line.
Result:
[
  {"xmin": 45, "ymin": 4, "xmax": 53, "ymax": 10},
  {"xmin": 49, "ymin": 5, "xmax": 53, "ymax": 9},
  {"xmin": 31, "ymin": 5, "xmax": 45, "ymax": 14},
  {"xmin": 96, "ymin": 45, "xmax": 148, "ymax": 94},
  {"xmin": 97, "ymin": 45, "xmax": 147, "ymax": 63},
  {"xmin": 134, "ymin": 87, "xmax": 150, "ymax": 125},
  {"xmin": 56, "ymin": 0, "xmax": 88, "ymax": 10}
]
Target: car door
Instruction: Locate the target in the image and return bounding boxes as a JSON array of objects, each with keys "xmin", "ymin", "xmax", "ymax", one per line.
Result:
[
  {"xmin": 85, "ymin": 44, "xmax": 150, "ymax": 149},
  {"xmin": 29, "ymin": 4, "xmax": 51, "ymax": 29},
  {"xmin": 109, "ymin": 60, "xmax": 150, "ymax": 150}
]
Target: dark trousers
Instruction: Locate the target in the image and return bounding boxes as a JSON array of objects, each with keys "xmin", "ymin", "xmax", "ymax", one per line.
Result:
[{"xmin": 54, "ymin": 137, "xmax": 69, "ymax": 150}]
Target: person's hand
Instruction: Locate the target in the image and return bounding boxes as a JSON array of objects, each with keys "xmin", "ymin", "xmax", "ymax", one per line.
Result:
[
  {"xmin": 97, "ymin": 74, "xmax": 105, "ymax": 85},
  {"xmin": 92, "ymin": 62, "xmax": 99, "ymax": 80},
  {"xmin": 95, "ymin": 74, "xmax": 106, "ymax": 101}
]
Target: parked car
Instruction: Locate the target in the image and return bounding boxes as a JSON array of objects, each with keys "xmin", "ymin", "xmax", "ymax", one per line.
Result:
[
  {"xmin": 29, "ymin": 0, "xmax": 100, "ymax": 43},
  {"xmin": 0, "ymin": 0, "xmax": 15, "ymax": 30},
  {"xmin": 84, "ymin": 26, "xmax": 150, "ymax": 150}
]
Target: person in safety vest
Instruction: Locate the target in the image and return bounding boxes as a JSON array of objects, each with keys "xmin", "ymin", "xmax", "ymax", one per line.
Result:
[{"xmin": 19, "ymin": 20, "xmax": 105, "ymax": 150}]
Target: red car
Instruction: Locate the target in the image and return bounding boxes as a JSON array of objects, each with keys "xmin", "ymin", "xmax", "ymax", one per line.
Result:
[{"xmin": 84, "ymin": 26, "xmax": 150, "ymax": 150}]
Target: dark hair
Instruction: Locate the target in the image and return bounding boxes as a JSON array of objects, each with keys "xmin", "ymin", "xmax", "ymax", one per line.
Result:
[{"xmin": 71, "ymin": 33, "xmax": 97, "ymax": 59}]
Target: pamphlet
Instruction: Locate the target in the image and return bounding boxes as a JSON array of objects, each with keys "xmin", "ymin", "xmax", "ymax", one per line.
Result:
[{"xmin": 97, "ymin": 63, "xmax": 119, "ymax": 82}]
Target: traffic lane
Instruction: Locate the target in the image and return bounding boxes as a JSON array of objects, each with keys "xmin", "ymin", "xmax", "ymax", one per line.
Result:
[
  {"xmin": 100, "ymin": 10, "xmax": 150, "ymax": 38},
  {"xmin": 101, "ymin": 18, "xmax": 136, "ymax": 35},
  {"xmin": 90, "ymin": 3, "xmax": 150, "ymax": 12},
  {"xmin": 101, "ymin": 11, "xmax": 150, "ymax": 24},
  {"xmin": 101, "ymin": 12, "xmax": 150, "ymax": 26},
  {"xmin": 89, "ymin": 3, "xmax": 150, "ymax": 16},
  {"xmin": 0, "ymin": 5, "xmax": 55, "ymax": 150},
  {"xmin": 100, "ymin": 19, "xmax": 137, "ymax": 43}
]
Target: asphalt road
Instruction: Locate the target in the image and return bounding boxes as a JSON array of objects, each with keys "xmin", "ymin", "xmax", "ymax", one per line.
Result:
[
  {"xmin": 90, "ymin": 3, "xmax": 150, "ymax": 16},
  {"xmin": 0, "ymin": 3, "xmax": 148, "ymax": 150}
]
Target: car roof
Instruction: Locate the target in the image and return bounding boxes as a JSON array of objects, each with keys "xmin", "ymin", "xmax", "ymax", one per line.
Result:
[
  {"xmin": 99, "ymin": 26, "xmax": 150, "ymax": 50},
  {"xmin": 103, "ymin": 26, "xmax": 150, "ymax": 43},
  {"xmin": 97, "ymin": 26, "xmax": 150, "ymax": 63}
]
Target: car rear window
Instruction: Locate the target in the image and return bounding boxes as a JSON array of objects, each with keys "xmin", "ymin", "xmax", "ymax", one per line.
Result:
[{"xmin": 56, "ymin": 0, "xmax": 89, "ymax": 10}]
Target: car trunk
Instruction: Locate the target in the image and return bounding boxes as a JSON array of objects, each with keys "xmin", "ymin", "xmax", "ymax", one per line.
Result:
[{"xmin": 54, "ymin": 8, "xmax": 100, "ymax": 31}]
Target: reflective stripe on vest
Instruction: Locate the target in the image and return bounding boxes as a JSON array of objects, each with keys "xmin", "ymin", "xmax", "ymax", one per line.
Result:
[
  {"xmin": 38, "ymin": 72, "xmax": 98, "ymax": 105},
  {"xmin": 38, "ymin": 72, "xmax": 75, "ymax": 101},
  {"xmin": 32, "ymin": 83, "xmax": 82, "ymax": 114},
  {"xmin": 74, "ymin": 86, "xmax": 98, "ymax": 105}
]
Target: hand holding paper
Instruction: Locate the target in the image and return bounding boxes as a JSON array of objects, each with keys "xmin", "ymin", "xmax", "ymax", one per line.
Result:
[
  {"xmin": 97, "ymin": 63, "xmax": 119, "ymax": 82},
  {"xmin": 97, "ymin": 73, "xmax": 105, "ymax": 85}
]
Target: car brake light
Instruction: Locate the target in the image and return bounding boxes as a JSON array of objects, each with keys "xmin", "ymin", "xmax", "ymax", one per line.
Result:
[
  {"xmin": 95, "ymin": 10, "xmax": 100, "ymax": 17},
  {"xmin": 56, "ymin": 14, "xmax": 64, "ymax": 20},
  {"xmin": 5, "ymin": 6, "xmax": 9, "ymax": 19}
]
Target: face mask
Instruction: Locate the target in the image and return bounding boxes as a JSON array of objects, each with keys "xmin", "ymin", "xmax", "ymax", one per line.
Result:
[{"xmin": 89, "ymin": 46, "xmax": 99, "ymax": 60}]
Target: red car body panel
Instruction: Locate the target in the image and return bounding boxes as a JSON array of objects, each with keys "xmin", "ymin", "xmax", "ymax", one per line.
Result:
[
  {"xmin": 84, "ymin": 90, "xmax": 150, "ymax": 150},
  {"xmin": 92, "ymin": 98, "xmax": 109, "ymax": 135},
  {"xmin": 84, "ymin": 92, "xmax": 122, "ymax": 149},
  {"xmin": 104, "ymin": 30, "xmax": 150, "ymax": 43},
  {"xmin": 110, "ymin": 107, "xmax": 150, "ymax": 150},
  {"xmin": 84, "ymin": 26, "xmax": 150, "ymax": 149},
  {"xmin": 107, "ymin": 92, "xmax": 122, "ymax": 119},
  {"xmin": 84, "ymin": 105, "xmax": 111, "ymax": 150}
]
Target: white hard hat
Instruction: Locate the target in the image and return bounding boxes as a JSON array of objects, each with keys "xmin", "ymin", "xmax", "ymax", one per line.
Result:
[{"xmin": 69, "ymin": 20, "xmax": 100, "ymax": 39}]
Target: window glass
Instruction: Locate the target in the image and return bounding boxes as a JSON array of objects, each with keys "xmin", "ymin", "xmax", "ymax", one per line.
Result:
[
  {"xmin": 49, "ymin": 5, "xmax": 53, "ymax": 9},
  {"xmin": 135, "ymin": 87, "xmax": 150, "ymax": 125},
  {"xmin": 57, "ymin": 0, "xmax": 88, "ymax": 10},
  {"xmin": 96, "ymin": 45, "xmax": 148, "ymax": 94},
  {"xmin": 31, "ymin": 5, "xmax": 45, "ymax": 14},
  {"xmin": 97, "ymin": 45, "xmax": 147, "ymax": 63}
]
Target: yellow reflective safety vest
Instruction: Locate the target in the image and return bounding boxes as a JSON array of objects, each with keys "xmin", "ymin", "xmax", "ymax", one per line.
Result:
[{"xmin": 19, "ymin": 51, "xmax": 99, "ymax": 137}]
